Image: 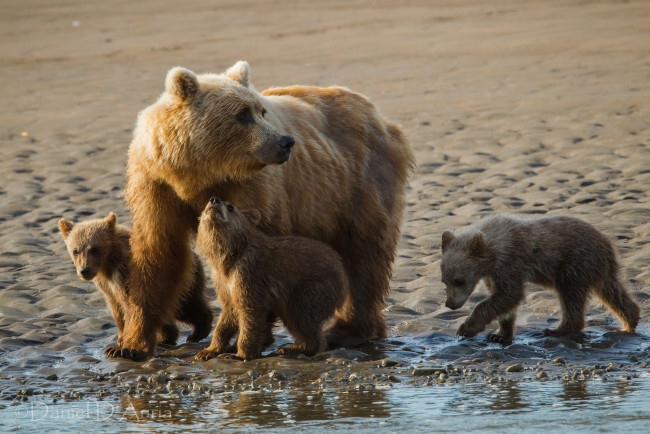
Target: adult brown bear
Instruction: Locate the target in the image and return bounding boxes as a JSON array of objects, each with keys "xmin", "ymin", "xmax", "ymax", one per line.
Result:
[{"xmin": 116, "ymin": 61, "xmax": 414, "ymax": 360}]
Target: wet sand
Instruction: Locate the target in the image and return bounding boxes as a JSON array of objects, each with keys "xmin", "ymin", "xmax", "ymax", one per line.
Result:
[{"xmin": 1, "ymin": 0, "xmax": 649, "ymax": 430}]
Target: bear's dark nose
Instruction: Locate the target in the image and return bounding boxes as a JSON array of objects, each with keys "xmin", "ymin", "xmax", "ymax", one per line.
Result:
[
  {"xmin": 445, "ymin": 299, "xmax": 457, "ymax": 310},
  {"xmin": 80, "ymin": 267, "xmax": 92, "ymax": 279},
  {"xmin": 209, "ymin": 197, "xmax": 221, "ymax": 205},
  {"xmin": 278, "ymin": 135, "xmax": 295, "ymax": 151}
]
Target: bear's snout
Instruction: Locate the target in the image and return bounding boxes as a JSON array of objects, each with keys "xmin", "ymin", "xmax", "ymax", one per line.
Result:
[
  {"xmin": 209, "ymin": 197, "xmax": 222, "ymax": 206},
  {"xmin": 445, "ymin": 299, "xmax": 459, "ymax": 310},
  {"xmin": 278, "ymin": 135, "xmax": 295, "ymax": 151},
  {"xmin": 80, "ymin": 267, "xmax": 92, "ymax": 280}
]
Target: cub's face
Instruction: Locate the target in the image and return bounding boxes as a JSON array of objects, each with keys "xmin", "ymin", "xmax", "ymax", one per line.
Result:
[
  {"xmin": 136, "ymin": 62, "xmax": 295, "ymax": 199},
  {"xmin": 59, "ymin": 213, "xmax": 116, "ymax": 281},
  {"xmin": 440, "ymin": 230, "xmax": 487, "ymax": 310},
  {"xmin": 197, "ymin": 198, "xmax": 261, "ymax": 252}
]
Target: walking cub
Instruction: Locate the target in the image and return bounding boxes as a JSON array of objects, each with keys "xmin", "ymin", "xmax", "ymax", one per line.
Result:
[
  {"xmin": 195, "ymin": 198, "xmax": 349, "ymax": 361},
  {"xmin": 59, "ymin": 212, "xmax": 213, "ymax": 356},
  {"xmin": 440, "ymin": 214, "xmax": 640, "ymax": 344}
]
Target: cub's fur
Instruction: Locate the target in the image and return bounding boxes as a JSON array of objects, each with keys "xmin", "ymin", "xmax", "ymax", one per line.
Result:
[
  {"xmin": 195, "ymin": 198, "xmax": 349, "ymax": 361},
  {"xmin": 440, "ymin": 214, "xmax": 640, "ymax": 344},
  {"xmin": 59, "ymin": 213, "xmax": 213, "ymax": 357}
]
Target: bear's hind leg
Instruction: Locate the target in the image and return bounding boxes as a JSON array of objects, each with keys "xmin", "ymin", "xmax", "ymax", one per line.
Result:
[
  {"xmin": 544, "ymin": 282, "xmax": 587, "ymax": 337},
  {"xmin": 159, "ymin": 323, "xmax": 179, "ymax": 345},
  {"xmin": 328, "ymin": 230, "xmax": 393, "ymax": 347},
  {"xmin": 279, "ymin": 327, "xmax": 325, "ymax": 357},
  {"xmin": 177, "ymin": 256, "xmax": 214, "ymax": 343}
]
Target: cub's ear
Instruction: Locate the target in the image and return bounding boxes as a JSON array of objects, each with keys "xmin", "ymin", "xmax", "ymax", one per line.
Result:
[
  {"xmin": 59, "ymin": 218, "xmax": 74, "ymax": 239},
  {"xmin": 242, "ymin": 209, "xmax": 261, "ymax": 226},
  {"xmin": 469, "ymin": 232, "xmax": 487, "ymax": 257},
  {"xmin": 225, "ymin": 60, "xmax": 250, "ymax": 87},
  {"xmin": 105, "ymin": 212, "xmax": 117, "ymax": 229},
  {"xmin": 165, "ymin": 67, "xmax": 199, "ymax": 100},
  {"xmin": 441, "ymin": 230, "xmax": 455, "ymax": 252}
]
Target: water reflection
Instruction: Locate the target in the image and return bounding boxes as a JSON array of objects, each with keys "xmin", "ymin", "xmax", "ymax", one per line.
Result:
[{"xmin": 221, "ymin": 387, "xmax": 390, "ymax": 426}]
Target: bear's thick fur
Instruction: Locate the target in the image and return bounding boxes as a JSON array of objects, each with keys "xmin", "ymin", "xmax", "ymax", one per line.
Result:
[
  {"xmin": 119, "ymin": 61, "xmax": 413, "ymax": 359},
  {"xmin": 195, "ymin": 198, "xmax": 349, "ymax": 361},
  {"xmin": 440, "ymin": 214, "xmax": 641, "ymax": 344},
  {"xmin": 59, "ymin": 213, "xmax": 213, "ymax": 357}
]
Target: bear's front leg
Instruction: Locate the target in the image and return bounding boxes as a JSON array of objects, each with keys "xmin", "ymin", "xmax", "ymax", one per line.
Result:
[
  {"xmin": 196, "ymin": 303, "xmax": 239, "ymax": 361},
  {"xmin": 110, "ymin": 303, "xmax": 158, "ymax": 361},
  {"xmin": 101, "ymin": 290, "xmax": 125, "ymax": 348},
  {"xmin": 458, "ymin": 280, "xmax": 524, "ymax": 340},
  {"xmin": 235, "ymin": 310, "xmax": 271, "ymax": 361},
  {"xmin": 486, "ymin": 313, "xmax": 516, "ymax": 345},
  {"xmin": 120, "ymin": 174, "xmax": 196, "ymax": 361}
]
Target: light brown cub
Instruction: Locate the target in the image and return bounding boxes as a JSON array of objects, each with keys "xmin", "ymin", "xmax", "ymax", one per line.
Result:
[
  {"xmin": 59, "ymin": 213, "xmax": 213, "ymax": 357},
  {"xmin": 195, "ymin": 198, "xmax": 349, "ymax": 361},
  {"xmin": 440, "ymin": 214, "xmax": 640, "ymax": 344}
]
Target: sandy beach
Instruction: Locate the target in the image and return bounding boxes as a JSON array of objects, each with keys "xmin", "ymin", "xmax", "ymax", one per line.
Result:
[{"xmin": 1, "ymin": 0, "xmax": 649, "ymax": 430}]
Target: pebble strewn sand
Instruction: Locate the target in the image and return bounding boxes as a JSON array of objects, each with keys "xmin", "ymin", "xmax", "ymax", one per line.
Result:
[{"xmin": 1, "ymin": 0, "xmax": 649, "ymax": 410}]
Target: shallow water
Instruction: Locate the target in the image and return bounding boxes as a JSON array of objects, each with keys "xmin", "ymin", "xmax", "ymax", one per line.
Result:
[
  {"xmin": 2, "ymin": 325, "xmax": 649, "ymax": 432},
  {"xmin": 4, "ymin": 377, "xmax": 650, "ymax": 432}
]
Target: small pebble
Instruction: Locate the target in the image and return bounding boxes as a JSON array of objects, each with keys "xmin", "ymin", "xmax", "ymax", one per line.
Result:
[
  {"xmin": 269, "ymin": 371, "xmax": 287, "ymax": 381},
  {"xmin": 506, "ymin": 363, "xmax": 524, "ymax": 373}
]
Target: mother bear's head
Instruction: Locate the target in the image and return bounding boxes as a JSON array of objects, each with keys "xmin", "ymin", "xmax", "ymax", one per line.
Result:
[{"xmin": 129, "ymin": 61, "xmax": 294, "ymax": 200}]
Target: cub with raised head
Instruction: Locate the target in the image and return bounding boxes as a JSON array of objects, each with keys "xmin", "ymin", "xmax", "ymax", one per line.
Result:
[
  {"xmin": 59, "ymin": 213, "xmax": 213, "ymax": 356},
  {"xmin": 195, "ymin": 197, "xmax": 349, "ymax": 361},
  {"xmin": 440, "ymin": 214, "xmax": 640, "ymax": 344}
]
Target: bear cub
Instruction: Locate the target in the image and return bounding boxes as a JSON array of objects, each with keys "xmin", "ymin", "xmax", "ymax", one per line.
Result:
[
  {"xmin": 59, "ymin": 212, "xmax": 213, "ymax": 356},
  {"xmin": 440, "ymin": 214, "xmax": 640, "ymax": 344},
  {"xmin": 195, "ymin": 197, "xmax": 349, "ymax": 361}
]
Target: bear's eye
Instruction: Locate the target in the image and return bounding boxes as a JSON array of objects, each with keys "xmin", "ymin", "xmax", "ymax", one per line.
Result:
[
  {"xmin": 227, "ymin": 204, "xmax": 234, "ymax": 212},
  {"xmin": 72, "ymin": 249, "xmax": 79, "ymax": 256},
  {"xmin": 261, "ymin": 108, "xmax": 267, "ymax": 117},
  {"xmin": 89, "ymin": 247, "xmax": 99, "ymax": 256},
  {"xmin": 454, "ymin": 278, "xmax": 466, "ymax": 287},
  {"xmin": 237, "ymin": 107, "xmax": 254, "ymax": 124}
]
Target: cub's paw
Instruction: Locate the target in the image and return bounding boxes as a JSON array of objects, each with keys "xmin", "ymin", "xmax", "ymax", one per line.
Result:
[
  {"xmin": 186, "ymin": 333, "xmax": 202, "ymax": 343},
  {"xmin": 457, "ymin": 322, "xmax": 481, "ymax": 338},
  {"xmin": 217, "ymin": 353, "xmax": 243, "ymax": 360},
  {"xmin": 195, "ymin": 348, "xmax": 220, "ymax": 361},
  {"xmin": 486, "ymin": 331, "xmax": 513, "ymax": 346},
  {"xmin": 542, "ymin": 327, "xmax": 569, "ymax": 337},
  {"xmin": 276, "ymin": 345, "xmax": 305, "ymax": 357}
]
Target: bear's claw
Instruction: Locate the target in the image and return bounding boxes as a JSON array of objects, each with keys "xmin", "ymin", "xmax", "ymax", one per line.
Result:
[
  {"xmin": 486, "ymin": 332, "xmax": 513, "ymax": 346},
  {"xmin": 104, "ymin": 346, "xmax": 147, "ymax": 361},
  {"xmin": 217, "ymin": 353, "xmax": 243, "ymax": 360},
  {"xmin": 195, "ymin": 349, "xmax": 221, "ymax": 361}
]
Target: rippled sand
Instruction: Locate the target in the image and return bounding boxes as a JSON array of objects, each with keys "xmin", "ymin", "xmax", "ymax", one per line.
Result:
[{"xmin": 1, "ymin": 0, "xmax": 649, "ymax": 430}]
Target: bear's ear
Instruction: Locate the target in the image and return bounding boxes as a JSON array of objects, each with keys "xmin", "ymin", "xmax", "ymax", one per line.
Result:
[
  {"xmin": 225, "ymin": 60, "xmax": 250, "ymax": 87},
  {"xmin": 165, "ymin": 67, "xmax": 199, "ymax": 100},
  {"xmin": 441, "ymin": 230, "xmax": 455, "ymax": 252},
  {"xmin": 59, "ymin": 218, "xmax": 74, "ymax": 239},
  {"xmin": 469, "ymin": 232, "xmax": 487, "ymax": 257},
  {"xmin": 242, "ymin": 209, "xmax": 261, "ymax": 226},
  {"xmin": 105, "ymin": 212, "xmax": 117, "ymax": 229}
]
